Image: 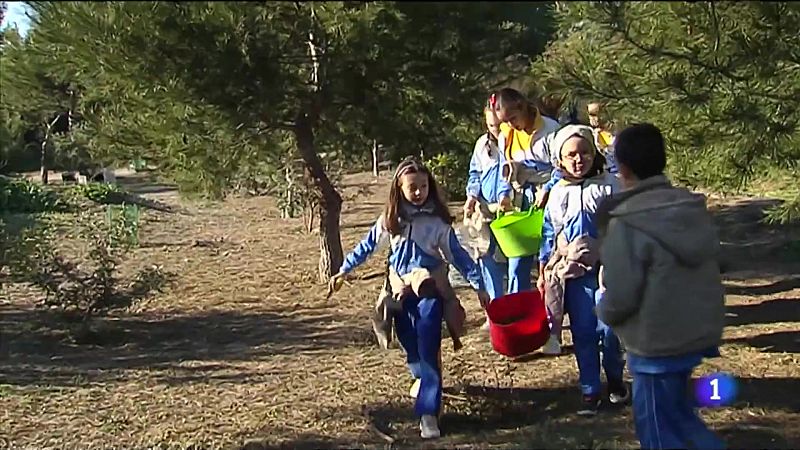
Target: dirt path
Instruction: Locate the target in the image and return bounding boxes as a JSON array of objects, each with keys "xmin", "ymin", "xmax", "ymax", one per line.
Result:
[{"xmin": 1, "ymin": 172, "xmax": 798, "ymax": 449}]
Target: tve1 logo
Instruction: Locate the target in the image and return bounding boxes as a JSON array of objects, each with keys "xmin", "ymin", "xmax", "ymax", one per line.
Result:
[{"xmin": 695, "ymin": 372, "xmax": 738, "ymax": 407}]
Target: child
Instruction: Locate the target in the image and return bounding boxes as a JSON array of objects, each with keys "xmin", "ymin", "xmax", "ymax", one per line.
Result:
[
  {"xmin": 330, "ymin": 157, "xmax": 490, "ymax": 439},
  {"xmin": 468, "ymin": 88, "xmax": 560, "ymax": 300},
  {"xmin": 536, "ymin": 124, "xmax": 628, "ymax": 415},
  {"xmin": 463, "ymin": 97, "xmax": 504, "ymax": 329},
  {"xmin": 587, "ymin": 101, "xmax": 619, "ymax": 176},
  {"xmin": 596, "ymin": 124, "xmax": 726, "ymax": 449}
]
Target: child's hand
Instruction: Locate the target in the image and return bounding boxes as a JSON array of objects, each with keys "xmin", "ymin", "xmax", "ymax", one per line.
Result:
[
  {"xmin": 534, "ymin": 189, "xmax": 550, "ymax": 209},
  {"xmin": 326, "ymin": 272, "xmax": 346, "ymax": 299},
  {"xmin": 397, "ymin": 284, "xmax": 413, "ymax": 299},
  {"xmin": 463, "ymin": 196, "xmax": 478, "ymax": 216},
  {"xmin": 477, "ymin": 289, "xmax": 491, "ymax": 309},
  {"xmin": 498, "ymin": 196, "xmax": 513, "ymax": 212},
  {"xmin": 537, "ymin": 275, "xmax": 546, "ymax": 297}
]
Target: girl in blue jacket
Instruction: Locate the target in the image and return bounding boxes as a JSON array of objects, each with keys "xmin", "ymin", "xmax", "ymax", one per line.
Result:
[
  {"xmin": 537, "ymin": 125, "xmax": 628, "ymax": 416},
  {"xmin": 331, "ymin": 157, "xmax": 490, "ymax": 440},
  {"xmin": 464, "ymin": 90, "xmax": 560, "ymax": 302}
]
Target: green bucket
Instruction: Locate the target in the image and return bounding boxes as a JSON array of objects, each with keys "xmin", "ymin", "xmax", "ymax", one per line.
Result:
[{"xmin": 489, "ymin": 207, "xmax": 545, "ymax": 258}]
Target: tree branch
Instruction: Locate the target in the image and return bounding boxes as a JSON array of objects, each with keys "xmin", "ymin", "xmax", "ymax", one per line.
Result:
[{"xmin": 606, "ymin": 9, "xmax": 748, "ymax": 84}]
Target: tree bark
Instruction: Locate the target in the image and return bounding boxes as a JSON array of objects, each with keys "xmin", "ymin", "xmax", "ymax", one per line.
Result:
[
  {"xmin": 39, "ymin": 115, "xmax": 61, "ymax": 185},
  {"xmin": 295, "ymin": 6, "xmax": 343, "ymax": 282},
  {"xmin": 39, "ymin": 139, "xmax": 49, "ymax": 185},
  {"xmin": 372, "ymin": 139, "xmax": 379, "ymax": 177},
  {"xmin": 294, "ymin": 113, "xmax": 343, "ymax": 283}
]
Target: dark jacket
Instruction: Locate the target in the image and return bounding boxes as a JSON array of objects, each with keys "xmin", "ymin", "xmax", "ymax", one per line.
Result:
[{"xmin": 596, "ymin": 176, "xmax": 725, "ymax": 357}]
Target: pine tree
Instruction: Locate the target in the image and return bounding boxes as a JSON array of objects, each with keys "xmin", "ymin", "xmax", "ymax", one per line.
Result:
[
  {"xmin": 19, "ymin": 1, "xmax": 555, "ymax": 281},
  {"xmin": 536, "ymin": 2, "xmax": 800, "ymax": 222}
]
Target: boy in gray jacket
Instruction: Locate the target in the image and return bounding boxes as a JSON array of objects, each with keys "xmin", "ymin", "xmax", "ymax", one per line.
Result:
[{"xmin": 596, "ymin": 124, "xmax": 726, "ymax": 449}]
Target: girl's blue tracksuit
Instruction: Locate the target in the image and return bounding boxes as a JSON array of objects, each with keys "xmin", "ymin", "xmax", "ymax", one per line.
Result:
[
  {"xmin": 466, "ymin": 131, "xmax": 558, "ymax": 299},
  {"xmin": 339, "ymin": 202, "xmax": 483, "ymax": 417},
  {"xmin": 539, "ymin": 174, "xmax": 626, "ymax": 397}
]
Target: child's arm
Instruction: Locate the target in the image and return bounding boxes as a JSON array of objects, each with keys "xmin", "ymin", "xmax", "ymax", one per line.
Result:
[
  {"xmin": 543, "ymin": 168, "xmax": 562, "ymax": 193},
  {"xmin": 595, "ymin": 221, "xmax": 647, "ymax": 327},
  {"xmin": 538, "ymin": 205, "xmax": 556, "ymax": 267},
  {"xmin": 466, "ymin": 137, "xmax": 484, "ymax": 201},
  {"xmin": 496, "ymin": 132, "xmax": 514, "ymax": 206},
  {"xmin": 338, "ymin": 216, "xmax": 388, "ymax": 275},
  {"xmin": 439, "ymin": 227, "xmax": 485, "ymax": 292}
]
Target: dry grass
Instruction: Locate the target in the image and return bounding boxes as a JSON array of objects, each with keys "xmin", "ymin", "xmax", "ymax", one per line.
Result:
[{"xmin": 1, "ymin": 171, "xmax": 798, "ymax": 449}]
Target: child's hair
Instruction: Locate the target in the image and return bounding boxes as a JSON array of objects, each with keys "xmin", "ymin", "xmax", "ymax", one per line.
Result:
[
  {"xmin": 614, "ymin": 123, "xmax": 667, "ymax": 180},
  {"xmin": 484, "ymin": 94, "xmax": 495, "ymax": 113},
  {"xmin": 493, "ymin": 87, "xmax": 537, "ymax": 118},
  {"xmin": 537, "ymin": 94, "xmax": 565, "ymax": 121},
  {"xmin": 555, "ymin": 125, "xmax": 607, "ymax": 179},
  {"xmin": 482, "ymin": 94, "xmax": 500, "ymax": 143},
  {"xmin": 383, "ymin": 157, "xmax": 453, "ymax": 236}
]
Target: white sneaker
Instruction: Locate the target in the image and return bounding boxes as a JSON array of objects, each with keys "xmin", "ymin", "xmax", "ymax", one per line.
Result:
[
  {"xmin": 409, "ymin": 378, "xmax": 421, "ymax": 399},
  {"xmin": 542, "ymin": 335, "xmax": 561, "ymax": 355},
  {"xmin": 608, "ymin": 380, "xmax": 631, "ymax": 405},
  {"xmin": 420, "ymin": 414, "xmax": 441, "ymax": 439},
  {"xmin": 480, "ymin": 318, "xmax": 491, "ymax": 332}
]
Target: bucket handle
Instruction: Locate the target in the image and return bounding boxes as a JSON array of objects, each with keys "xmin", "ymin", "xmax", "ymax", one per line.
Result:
[{"xmin": 496, "ymin": 206, "xmax": 539, "ymax": 220}]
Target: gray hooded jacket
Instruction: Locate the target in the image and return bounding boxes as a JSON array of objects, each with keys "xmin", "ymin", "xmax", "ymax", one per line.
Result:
[{"xmin": 596, "ymin": 176, "xmax": 725, "ymax": 357}]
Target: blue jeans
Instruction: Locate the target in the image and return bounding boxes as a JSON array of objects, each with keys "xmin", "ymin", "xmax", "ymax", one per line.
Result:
[
  {"xmin": 478, "ymin": 234, "xmax": 534, "ymax": 300},
  {"xmin": 595, "ymin": 289, "xmax": 626, "ymax": 385},
  {"xmin": 566, "ymin": 274, "xmax": 625, "ymax": 396},
  {"xmin": 394, "ymin": 294, "xmax": 443, "ymax": 417},
  {"xmin": 632, "ymin": 371, "xmax": 726, "ymax": 449}
]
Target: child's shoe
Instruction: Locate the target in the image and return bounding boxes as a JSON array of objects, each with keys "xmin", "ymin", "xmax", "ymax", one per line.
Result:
[
  {"xmin": 409, "ymin": 378, "xmax": 421, "ymax": 399},
  {"xmin": 577, "ymin": 394, "xmax": 601, "ymax": 416},
  {"xmin": 542, "ymin": 334, "xmax": 561, "ymax": 355},
  {"xmin": 608, "ymin": 379, "xmax": 630, "ymax": 405},
  {"xmin": 420, "ymin": 414, "xmax": 441, "ymax": 439}
]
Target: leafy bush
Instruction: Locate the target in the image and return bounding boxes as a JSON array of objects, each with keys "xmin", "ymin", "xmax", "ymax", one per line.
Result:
[
  {"xmin": 426, "ymin": 152, "xmax": 470, "ymax": 203},
  {"xmin": 2, "ymin": 203, "xmax": 159, "ymax": 320},
  {"xmin": 0, "ymin": 176, "xmax": 68, "ymax": 213},
  {"xmin": 69, "ymin": 182, "xmax": 127, "ymax": 205}
]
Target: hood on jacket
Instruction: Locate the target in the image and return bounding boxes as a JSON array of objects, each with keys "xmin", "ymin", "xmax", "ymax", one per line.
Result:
[
  {"xmin": 551, "ymin": 124, "xmax": 607, "ymax": 180},
  {"xmin": 605, "ymin": 176, "xmax": 720, "ymax": 267},
  {"xmin": 399, "ymin": 199, "xmax": 438, "ymax": 222},
  {"xmin": 552, "ymin": 125, "xmax": 599, "ymax": 160}
]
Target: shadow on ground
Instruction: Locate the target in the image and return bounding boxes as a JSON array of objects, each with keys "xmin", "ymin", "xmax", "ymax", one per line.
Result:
[
  {"xmin": 726, "ymin": 331, "xmax": 800, "ymax": 354},
  {"xmin": 725, "ymin": 277, "xmax": 800, "ymax": 297},
  {"xmin": 0, "ymin": 306, "xmax": 374, "ymax": 387},
  {"xmin": 357, "ymin": 383, "xmax": 633, "ymax": 449},
  {"xmin": 116, "ymin": 173, "xmax": 178, "ymax": 196},
  {"xmin": 713, "ymin": 199, "xmax": 800, "ymax": 274},
  {"xmin": 725, "ymin": 298, "xmax": 800, "ymax": 326}
]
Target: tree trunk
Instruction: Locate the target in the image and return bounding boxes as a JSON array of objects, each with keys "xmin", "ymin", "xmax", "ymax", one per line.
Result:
[
  {"xmin": 39, "ymin": 115, "xmax": 62, "ymax": 185},
  {"xmin": 294, "ymin": 113, "xmax": 343, "ymax": 283},
  {"xmin": 372, "ymin": 139, "xmax": 379, "ymax": 177},
  {"xmin": 39, "ymin": 139, "xmax": 49, "ymax": 185},
  {"xmin": 283, "ymin": 163, "xmax": 293, "ymax": 219},
  {"xmin": 297, "ymin": 7, "xmax": 342, "ymax": 282}
]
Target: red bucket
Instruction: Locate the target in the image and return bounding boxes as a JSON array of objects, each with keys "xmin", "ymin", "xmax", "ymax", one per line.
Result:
[{"xmin": 486, "ymin": 290, "xmax": 550, "ymax": 357}]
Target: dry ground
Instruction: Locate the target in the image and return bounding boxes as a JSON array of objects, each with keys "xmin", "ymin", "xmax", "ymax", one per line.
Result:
[{"xmin": 1, "ymin": 171, "xmax": 799, "ymax": 449}]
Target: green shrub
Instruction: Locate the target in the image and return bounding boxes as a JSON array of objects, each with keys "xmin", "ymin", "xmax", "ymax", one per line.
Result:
[
  {"xmin": 69, "ymin": 182, "xmax": 127, "ymax": 205},
  {"xmin": 426, "ymin": 152, "xmax": 470, "ymax": 202},
  {"xmin": 0, "ymin": 177, "xmax": 68, "ymax": 213},
  {"xmin": 2, "ymin": 203, "xmax": 151, "ymax": 320}
]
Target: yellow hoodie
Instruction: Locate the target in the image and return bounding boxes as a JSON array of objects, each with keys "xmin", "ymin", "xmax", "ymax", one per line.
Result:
[{"xmin": 498, "ymin": 108, "xmax": 545, "ymax": 162}]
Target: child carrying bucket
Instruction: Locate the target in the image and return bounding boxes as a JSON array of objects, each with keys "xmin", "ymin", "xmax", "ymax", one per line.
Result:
[
  {"xmin": 463, "ymin": 89, "xmax": 560, "ymax": 309},
  {"xmin": 536, "ymin": 124, "xmax": 629, "ymax": 416},
  {"xmin": 330, "ymin": 157, "xmax": 490, "ymax": 439}
]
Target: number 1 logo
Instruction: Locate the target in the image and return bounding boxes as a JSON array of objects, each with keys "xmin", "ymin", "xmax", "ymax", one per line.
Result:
[
  {"xmin": 709, "ymin": 377, "xmax": 721, "ymax": 401},
  {"xmin": 696, "ymin": 373, "xmax": 737, "ymax": 407}
]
